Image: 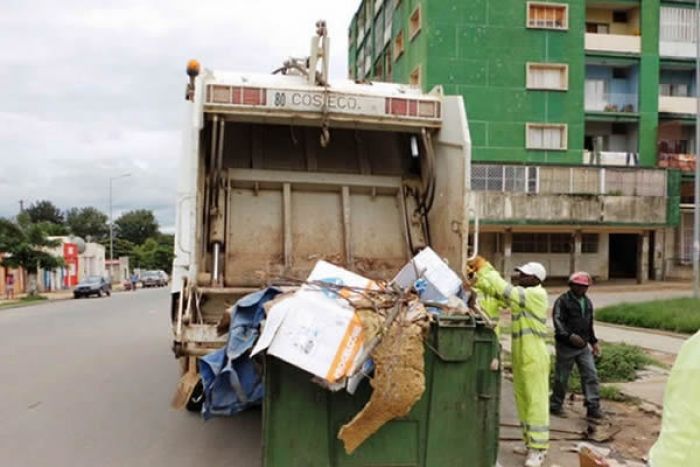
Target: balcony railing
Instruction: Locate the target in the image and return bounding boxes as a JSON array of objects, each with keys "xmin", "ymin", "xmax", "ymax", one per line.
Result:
[
  {"xmin": 585, "ymin": 91, "xmax": 638, "ymax": 113},
  {"xmin": 585, "ymin": 33, "xmax": 641, "ymax": 54},
  {"xmin": 472, "ymin": 164, "xmax": 666, "ymax": 197},
  {"xmin": 583, "ymin": 150, "xmax": 639, "ymax": 167},
  {"xmin": 659, "ymin": 94, "xmax": 697, "ymax": 114},
  {"xmin": 659, "ymin": 153, "xmax": 697, "ymax": 171}
]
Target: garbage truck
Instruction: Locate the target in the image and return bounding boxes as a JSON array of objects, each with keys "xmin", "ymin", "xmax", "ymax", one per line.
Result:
[
  {"xmin": 171, "ymin": 17, "xmax": 483, "ymax": 410},
  {"xmin": 170, "ymin": 22, "xmax": 501, "ymax": 466}
]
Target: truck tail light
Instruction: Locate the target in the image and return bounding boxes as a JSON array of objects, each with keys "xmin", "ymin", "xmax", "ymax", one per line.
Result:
[
  {"xmin": 238, "ymin": 87, "xmax": 266, "ymax": 106},
  {"xmin": 386, "ymin": 98, "xmax": 440, "ymax": 119},
  {"xmin": 207, "ymin": 85, "xmax": 266, "ymax": 106}
]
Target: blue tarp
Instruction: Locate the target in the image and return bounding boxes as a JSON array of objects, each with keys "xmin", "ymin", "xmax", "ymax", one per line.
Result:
[{"xmin": 199, "ymin": 287, "xmax": 281, "ymax": 419}]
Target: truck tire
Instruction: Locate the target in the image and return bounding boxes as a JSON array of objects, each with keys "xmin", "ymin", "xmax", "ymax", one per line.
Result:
[{"xmin": 186, "ymin": 380, "xmax": 205, "ymax": 412}]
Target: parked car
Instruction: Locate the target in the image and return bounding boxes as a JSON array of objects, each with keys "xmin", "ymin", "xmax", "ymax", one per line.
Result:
[
  {"xmin": 141, "ymin": 271, "xmax": 166, "ymax": 288},
  {"xmin": 74, "ymin": 276, "xmax": 111, "ymax": 298},
  {"xmin": 157, "ymin": 270, "xmax": 169, "ymax": 285}
]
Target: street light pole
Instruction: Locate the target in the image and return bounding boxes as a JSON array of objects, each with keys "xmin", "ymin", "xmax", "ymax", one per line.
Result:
[
  {"xmin": 109, "ymin": 173, "xmax": 131, "ymax": 279},
  {"xmin": 694, "ymin": 0, "xmax": 700, "ymax": 298}
]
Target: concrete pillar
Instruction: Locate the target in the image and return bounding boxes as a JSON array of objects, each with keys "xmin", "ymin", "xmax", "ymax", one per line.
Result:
[
  {"xmin": 570, "ymin": 230, "xmax": 582, "ymax": 275},
  {"xmin": 503, "ymin": 229, "xmax": 513, "ymax": 283},
  {"xmin": 652, "ymin": 229, "xmax": 665, "ymax": 281},
  {"xmin": 637, "ymin": 231, "xmax": 650, "ymax": 284}
]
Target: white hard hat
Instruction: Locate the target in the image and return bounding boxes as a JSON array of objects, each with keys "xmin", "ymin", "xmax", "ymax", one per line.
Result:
[{"xmin": 515, "ymin": 262, "xmax": 547, "ymax": 282}]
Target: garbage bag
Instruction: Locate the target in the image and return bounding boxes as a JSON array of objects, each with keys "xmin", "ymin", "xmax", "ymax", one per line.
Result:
[{"xmin": 199, "ymin": 287, "xmax": 281, "ymax": 419}]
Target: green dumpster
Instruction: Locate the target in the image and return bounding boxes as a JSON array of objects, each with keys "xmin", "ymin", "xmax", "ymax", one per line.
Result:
[{"xmin": 262, "ymin": 314, "xmax": 501, "ymax": 466}]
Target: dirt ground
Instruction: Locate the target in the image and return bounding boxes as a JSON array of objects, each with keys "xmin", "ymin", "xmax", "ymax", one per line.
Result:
[{"xmin": 552, "ymin": 393, "xmax": 660, "ymax": 465}]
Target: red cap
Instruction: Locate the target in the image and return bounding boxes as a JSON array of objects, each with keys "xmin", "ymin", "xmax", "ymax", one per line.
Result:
[{"xmin": 569, "ymin": 272, "xmax": 592, "ymax": 287}]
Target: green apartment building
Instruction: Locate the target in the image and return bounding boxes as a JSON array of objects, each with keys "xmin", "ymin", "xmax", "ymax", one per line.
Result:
[{"xmin": 349, "ymin": 0, "xmax": 697, "ymax": 281}]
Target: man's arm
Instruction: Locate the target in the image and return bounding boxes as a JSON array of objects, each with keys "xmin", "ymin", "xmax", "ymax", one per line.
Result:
[
  {"xmin": 473, "ymin": 263, "xmax": 529, "ymax": 313},
  {"xmin": 552, "ymin": 296, "xmax": 572, "ymax": 343},
  {"xmin": 588, "ymin": 298, "xmax": 598, "ymax": 344}
]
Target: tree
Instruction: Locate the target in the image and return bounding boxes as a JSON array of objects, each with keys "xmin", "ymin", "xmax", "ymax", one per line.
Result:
[
  {"xmin": 0, "ymin": 218, "xmax": 63, "ymax": 295},
  {"xmin": 114, "ymin": 210, "xmax": 159, "ymax": 246},
  {"xmin": 98, "ymin": 237, "xmax": 136, "ymax": 260},
  {"xmin": 132, "ymin": 238, "xmax": 174, "ymax": 272},
  {"xmin": 24, "ymin": 200, "xmax": 64, "ymax": 225},
  {"xmin": 66, "ymin": 207, "xmax": 109, "ymax": 241}
]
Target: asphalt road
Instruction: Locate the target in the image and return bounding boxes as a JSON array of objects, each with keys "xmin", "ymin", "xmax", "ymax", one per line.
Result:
[
  {"xmin": 0, "ymin": 288, "xmax": 261, "ymax": 467},
  {"xmin": 0, "ymin": 286, "xmax": 690, "ymax": 467}
]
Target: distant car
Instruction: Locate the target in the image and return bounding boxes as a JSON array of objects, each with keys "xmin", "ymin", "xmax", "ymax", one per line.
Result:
[
  {"xmin": 74, "ymin": 276, "xmax": 111, "ymax": 298},
  {"xmin": 141, "ymin": 271, "xmax": 166, "ymax": 288},
  {"xmin": 157, "ymin": 270, "xmax": 169, "ymax": 286}
]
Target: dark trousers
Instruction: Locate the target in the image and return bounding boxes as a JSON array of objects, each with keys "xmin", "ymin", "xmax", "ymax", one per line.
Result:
[{"xmin": 550, "ymin": 343, "xmax": 600, "ymax": 410}]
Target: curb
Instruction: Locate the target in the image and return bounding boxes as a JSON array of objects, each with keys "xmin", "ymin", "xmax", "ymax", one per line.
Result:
[{"xmin": 594, "ymin": 320, "xmax": 692, "ymax": 341}]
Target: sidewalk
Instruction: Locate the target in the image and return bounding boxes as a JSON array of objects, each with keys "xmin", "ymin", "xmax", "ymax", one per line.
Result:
[{"xmin": 0, "ymin": 285, "xmax": 127, "ymax": 310}]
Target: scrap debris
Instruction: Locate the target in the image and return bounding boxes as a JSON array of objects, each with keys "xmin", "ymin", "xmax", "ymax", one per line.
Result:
[
  {"xmin": 244, "ymin": 248, "xmax": 497, "ymax": 452},
  {"xmin": 338, "ymin": 300, "xmax": 430, "ymax": 454}
]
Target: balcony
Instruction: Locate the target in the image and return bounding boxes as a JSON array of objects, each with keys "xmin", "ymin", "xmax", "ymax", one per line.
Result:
[
  {"xmin": 585, "ymin": 63, "xmax": 639, "ymax": 114},
  {"xmin": 470, "ymin": 164, "xmax": 667, "ymax": 225},
  {"xmin": 583, "ymin": 150, "xmax": 639, "ymax": 167},
  {"xmin": 585, "ymin": 33, "xmax": 641, "ymax": 54},
  {"xmin": 585, "ymin": 91, "xmax": 637, "ymax": 113},
  {"xmin": 659, "ymin": 95, "xmax": 697, "ymax": 114},
  {"xmin": 658, "ymin": 153, "xmax": 696, "ymax": 172},
  {"xmin": 585, "ymin": 5, "xmax": 641, "ymax": 54}
]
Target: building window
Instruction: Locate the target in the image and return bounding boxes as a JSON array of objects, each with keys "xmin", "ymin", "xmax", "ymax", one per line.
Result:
[
  {"xmin": 660, "ymin": 7, "xmax": 698, "ymax": 44},
  {"xmin": 612, "ymin": 11, "xmax": 628, "ymax": 24},
  {"xmin": 393, "ymin": 30, "xmax": 405, "ymax": 61},
  {"xmin": 374, "ymin": 0, "xmax": 383, "ymax": 16},
  {"xmin": 374, "ymin": 9, "xmax": 384, "ymax": 60},
  {"xmin": 409, "ymin": 66, "xmax": 421, "ymax": 87},
  {"xmin": 409, "ymin": 5, "xmax": 422, "ymax": 40},
  {"xmin": 357, "ymin": 13, "xmax": 366, "ymax": 47},
  {"xmin": 550, "ymin": 233, "xmax": 572, "ymax": 253},
  {"xmin": 374, "ymin": 54, "xmax": 384, "ymax": 80},
  {"xmin": 472, "ymin": 165, "xmax": 539, "ymax": 193},
  {"xmin": 385, "ymin": 51, "xmax": 393, "ymax": 81},
  {"xmin": 383, "ymin": 0, "xmax": 395, "ymax": 47},
  {"xmin": 526, "ymin": 123, "xmax": 567, "ymax": 150},
  {"xmin": 527, "ymin": 2, "xmax": 568, "ymax": 30},
  {"xmin": 513, "ymin": 233, "xmax": 549, "ymax": 253},
  {"xmin": 526, "ymin": 63, "xmax": 568, "ymax": 90},
  {"xmin": 582, "ymin": 234, "xmax": 599, "ymax": 254}
]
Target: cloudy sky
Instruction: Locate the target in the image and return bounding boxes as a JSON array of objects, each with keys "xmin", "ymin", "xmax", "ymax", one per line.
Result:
[{"xmin": 0, "ymin": 0, "xmax": 357, "ymax": 231}]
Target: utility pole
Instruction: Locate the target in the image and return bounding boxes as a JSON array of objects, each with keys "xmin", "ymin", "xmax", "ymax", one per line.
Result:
[
  {"xmin": 694, "ymin": 0, "xmax": 700, "ymax": 298},
  {"xmin": 109, "ymin": 174, "xmax": 131, "ymax": 281}
]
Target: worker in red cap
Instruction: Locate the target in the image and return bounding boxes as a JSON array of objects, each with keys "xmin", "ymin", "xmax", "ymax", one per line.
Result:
[{"xmin": 550, "ymin": 271, "xmax": 602, "ymax": 419}]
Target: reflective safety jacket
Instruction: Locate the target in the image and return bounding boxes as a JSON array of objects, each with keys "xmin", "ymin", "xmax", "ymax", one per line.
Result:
[
  {"xmin": 648, "ymin": 330, "xmax": 700, "ymax": 466},
  {"xmin": 474, "ymin": 263, "xmax": 550, "ymax": 357}
]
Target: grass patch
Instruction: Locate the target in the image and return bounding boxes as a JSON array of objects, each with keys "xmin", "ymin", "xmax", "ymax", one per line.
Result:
[
  {"xmin": 551, "ymin": 342, "xmax": 660, "ymax": 399},
  {"xmin": 0, "ymin": 295, "xmax": 48, "ymax": 309},
  {"xmin": 596, "ymin": 298, "xmax": 700, "ymax": 334},
  {"xmin": 599, "ymin": 384, "xmax": 633, "ymax": 402}
]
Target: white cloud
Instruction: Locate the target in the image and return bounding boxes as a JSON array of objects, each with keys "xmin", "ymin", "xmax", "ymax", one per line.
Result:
[{"xmin": 0, "ymin": 0, "xmax": 358, "ymax": 229}]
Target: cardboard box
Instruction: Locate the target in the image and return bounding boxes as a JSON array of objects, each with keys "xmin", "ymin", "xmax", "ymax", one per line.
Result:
[
  {"xmin": 251, "ymin": 261, "xmax": 371, "ymax": 383},
  {"xmin": 393, "ymin": 247, "xmax": 462, "ymax": 302}
]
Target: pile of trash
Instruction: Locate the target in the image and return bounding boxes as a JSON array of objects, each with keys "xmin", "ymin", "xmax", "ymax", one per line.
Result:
[{"xmin": 199, "ymin": 247, "xmax": 494, "ymax": 453}]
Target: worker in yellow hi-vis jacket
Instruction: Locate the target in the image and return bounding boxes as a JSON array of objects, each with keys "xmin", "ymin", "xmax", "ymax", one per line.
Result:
[
  {"xmin": 468, "ymin": 257, "xmax": 550, "ymax": 467},
  {"xmin": 648, "ymin": 329, "xmax": 700, "ymax": 466}
]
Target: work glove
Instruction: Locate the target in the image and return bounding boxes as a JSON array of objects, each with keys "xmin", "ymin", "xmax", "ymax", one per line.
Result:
[
  {"xmin": 466, "ymin": 256, "xmax": 488, "ymax": 275},
  {"xmin": 568, "ymin": 334, "xmax": 587, "ymax": 348}
]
